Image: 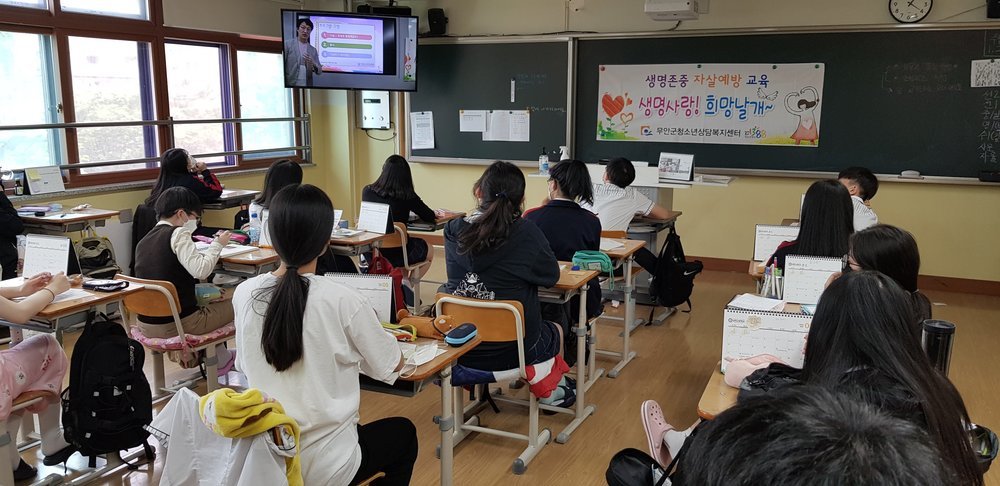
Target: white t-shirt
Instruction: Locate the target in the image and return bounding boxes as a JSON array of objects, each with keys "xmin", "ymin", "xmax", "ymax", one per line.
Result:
[
  {"xmin": 581, "ymin": 183, "xmax": 655, "ymax": 232},
  {"xmin": 850, "ymin": 195, "xmax": 878, "ymax": 231},
  {"xmin": 233, "ymin": 273, "xmax": 401, "ymax": 486}
]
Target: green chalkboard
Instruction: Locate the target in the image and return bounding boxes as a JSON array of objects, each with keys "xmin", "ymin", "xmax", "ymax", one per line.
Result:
[
  {"xmin": 408, "ymin": 41, "xmax": 569, "ymax": 161},
  {"xmin": 575, "ymin": 29, "xmax": 1000, "ymax": 178}
]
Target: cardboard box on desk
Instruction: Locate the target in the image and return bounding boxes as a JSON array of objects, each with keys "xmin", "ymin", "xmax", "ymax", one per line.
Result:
[{"xmin": 721, "ymin": 306, "xmax": 811, "ymax": 373}]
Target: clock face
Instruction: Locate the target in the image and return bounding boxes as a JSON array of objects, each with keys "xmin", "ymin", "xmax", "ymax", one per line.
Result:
[{"xmin": 889, "ymin": 0, "xmax": 932, "ymax": 23}]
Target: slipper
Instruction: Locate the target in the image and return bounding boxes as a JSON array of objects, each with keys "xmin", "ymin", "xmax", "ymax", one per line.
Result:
[
  {"xmin": 641, "ymin": 400, "xmax": 674, "ymax": 468},
  {"xmin": 217, "ymin": 350, "xmax": 237, "ymax": 377}
]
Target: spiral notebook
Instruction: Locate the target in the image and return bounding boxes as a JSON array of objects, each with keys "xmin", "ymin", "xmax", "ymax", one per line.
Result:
[
  {"xmin": 753, "ymin": 224, "xmax": 800, "ymax": 262},
  {"xmin": 325, "ymin": 273, "xmax": 392, "ymax": 323},
  {"xmin": 721, "ymin": 307, "xmax": 812, "ymax": 372},
  {"xmin": 782, "ymin": 255, "xmax": 842, "ymax": 305}
]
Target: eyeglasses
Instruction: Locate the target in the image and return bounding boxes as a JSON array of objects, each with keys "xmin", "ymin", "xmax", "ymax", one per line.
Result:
[{"xmin": 842, "ymin": 254, "xmax": 860, "ymax": 272}]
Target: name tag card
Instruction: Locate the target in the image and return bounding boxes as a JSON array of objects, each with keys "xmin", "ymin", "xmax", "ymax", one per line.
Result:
[
  {"xmin": 782, "ymin": 255, "xmax": 842, "ymax": 305},
  {"xmin": 753, "ymin": 224, "xmax": 800, "ymax": 262}
]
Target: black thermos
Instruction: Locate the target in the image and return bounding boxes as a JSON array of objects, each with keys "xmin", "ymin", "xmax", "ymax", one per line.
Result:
[{"xmin": 922, "ymin": 319, "xmax": 956, "ymax": 376}]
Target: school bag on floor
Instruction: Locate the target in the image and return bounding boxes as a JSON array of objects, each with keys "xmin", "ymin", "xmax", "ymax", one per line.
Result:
[
  {"xmin": 75, "ymin": 228, "xmax": 120, "ymax": 279},
  {"xmin": 61, "ymin": 312, "xmax": 155, "ymax": 468},
  {"xmin": 649, "ymin": 226, "xmax": 703, "ymax": 312}
]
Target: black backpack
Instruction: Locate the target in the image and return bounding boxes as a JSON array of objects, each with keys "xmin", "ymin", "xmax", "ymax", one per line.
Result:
[
  {"xmin": 61, "ymin": 312, "xmax": 154, "ymax": 468},
  {"xmin": 649, "ymin": 226, "xmax": 703, "ymax": 311}
]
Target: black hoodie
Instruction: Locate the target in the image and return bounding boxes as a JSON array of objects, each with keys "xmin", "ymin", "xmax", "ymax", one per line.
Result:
[{"xmin": 442, "ymin": 217, "xmax": 560, "ymax": 369}]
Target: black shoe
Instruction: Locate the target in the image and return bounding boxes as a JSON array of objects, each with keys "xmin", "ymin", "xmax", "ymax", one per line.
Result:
[
  {"xmin": 13, "ymin": 459, "xmax": 37, "ymax": 481},
  {"xmin": 42, "ymin": 444, "xmax": 77, "ymax": 466}
]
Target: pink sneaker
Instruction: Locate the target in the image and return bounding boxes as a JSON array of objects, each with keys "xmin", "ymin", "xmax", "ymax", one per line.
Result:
[
  {"xmin": 217, "ymin": 350, "xmax": 237, "ymax": 377},
  {"xmin": 641, "ymin": 400, "xmax": 674, "ymax": 468}
]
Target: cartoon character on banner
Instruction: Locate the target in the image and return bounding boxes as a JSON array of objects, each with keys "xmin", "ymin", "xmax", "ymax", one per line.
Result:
[
  {"xmin": 597, "ymin": 91, "xmax": 635, "ymax": 140},
  {"xmin": 785, "ymin": 86, "xmax": 820, "ymax": 145}
]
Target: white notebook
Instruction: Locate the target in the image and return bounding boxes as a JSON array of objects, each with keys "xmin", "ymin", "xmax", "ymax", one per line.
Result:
[
  {"xmin": 325, "ymin": 273, "xmax": 393, "ymax": 323},
  {"xmin": 23, "ymin": 234, "xmax": 70, "ymax": 277},
  {"xmin": 721, "ymin": 307, "xmax": 812, "ymax": 372},
  {"xmin": 753, "ymin": 224, "xmax": 799, "ymax": 262},
  {"xmin": 782, "ymin": 255, "xmax": 842, "ymax": 305}
]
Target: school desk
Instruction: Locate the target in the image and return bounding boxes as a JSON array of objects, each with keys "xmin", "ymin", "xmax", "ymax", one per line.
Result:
[
  {"xmin": 329, "ymin": 231, "xmax": 388, "ymax": 257},
  {"xmin": 406, "ymin": 210, "xmax": 466, "ymax": 232},
  {"xmin": 697, "ymin": 364, "xmax": 735, "ymax": 420},
  {"xmin": 599, "ymin": 238, "xmax": 646, "ymax": 378},
  {"xmin": 538, "ymin": 264, "xmax": 601, "ymax": 444},
  {"xmin": 19, "ymin": 207, "xmax": 120, "ymax": 234},
  {"xmin": 219, "ymin": 247, "xmax": 279, "ymax": 276},
  {"xmin": 361, "ymin": 336, "xmax": 482, "ymax": 486},
  {"xmin": 201, "ymin": 189, "xmax": 260, "ymax": 210},
  {"xmin": 0, "ymin": 280, "xmax": 143, "ymax": 345}
]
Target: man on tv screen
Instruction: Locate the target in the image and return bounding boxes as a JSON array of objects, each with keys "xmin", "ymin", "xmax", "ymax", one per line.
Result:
[{"xmin": 284, "ymin": 17, "xmax": 321, "ymax": 87}]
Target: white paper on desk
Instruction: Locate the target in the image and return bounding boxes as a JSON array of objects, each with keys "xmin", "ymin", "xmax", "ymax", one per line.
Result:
[
  {"xmin": 399, "ymin": 342, "xmax": 445, "ymax": 367},
  {"xmin": 357, "ymin": 201, "xmax": 390, "ymax": 234},
  {"xmin": 50, "ymin": 288, "xmax": 92, "ymax": 304},
  {"xmin": 753, "ymin": 224, "xmax": 800, "ymax": 262},
  {"xmin": 195, "ymin": 242, "xmax": 257, "ymax": 258},
  {"xmin": 721, "ymin": 307, "xmax": 811, "ymax": 372},
  {"xmin": 782, "ymin": 255, "xmax": 842, "ymax": 305},
  {"xmin": 599, "ymin": 238, "xmax": 624, "ymax": 251},
  {"xmin": 459, "ymin": 110, "xmax": 487, "ymax": 132},
  {"xmin": 23, "ymin": 234, "xmax": 70, "ymax": 277},
  {"xmin": 410, "ymin": 111, "xmax": 435, "ymax": 150},
  {"xmin": 727, "ymin": 293, "xmax": 786, "ymax": 312}
]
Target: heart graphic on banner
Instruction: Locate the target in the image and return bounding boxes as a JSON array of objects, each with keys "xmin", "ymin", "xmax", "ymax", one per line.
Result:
[
  {"xmin": 620, "ymin": 112, "xmax": 634, "ymax": 125},
  {"xmin": 602, "ymin": 94, "xmax": 625, "ymax": 118}
]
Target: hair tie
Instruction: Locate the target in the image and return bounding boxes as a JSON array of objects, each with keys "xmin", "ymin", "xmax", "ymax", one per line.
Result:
[
  {"xmin": 494, "ymin": 191, "xmax": 508, "ymax": 199},
  {"xmin": 286, "ymin": 264, "xmax": 299, "ymax": 272}
]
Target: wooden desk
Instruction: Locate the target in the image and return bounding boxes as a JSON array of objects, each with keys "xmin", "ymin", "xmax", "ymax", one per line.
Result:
[
  {"xmin": 380, "ymin": 336, "xmax": 482, "ymax": 486},
  {"xmin": 630, "ymin": 210, "xmax": 683, "ymax": 227},
  {"xmin": 407, "ymin": 211, "xmax": 466, "ymax": 232},
  {"xmin": 1, "ymin": 283, "xmax": 144, "ymax": 343},
  {"xmin": 329, "ymin": 231, "xmax": 388, "ymax": 256},
  {"xmin": 538, "ymin": 264, "xmax": 602, "ymax": 444},
  {"xmin": 598, "ymin": 238, "xmax": 646, "ymax": 378},
  {"xmin": 19, "ymin": 208, "xmax": 120, "ymax": 233},
  {"xmin": 219, "ymin": 247, "xmax": 279, "ymax": 275},
  {"xmin": 202, "ymin": 189, "xmax": 260, "ymax": 210},
  {"xmin": 697, "ymin": 365, "xmax": 737, "ymax": 420}
]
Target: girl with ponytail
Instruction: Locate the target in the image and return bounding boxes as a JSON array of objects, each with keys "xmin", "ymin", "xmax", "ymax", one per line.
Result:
[
  {"xmin": 443, "ymin": 161, "xmax": 567, "ymax": 379},
  {"xmin": 233, "ymin": 184, "xmax": 417, "ymax": 486}
]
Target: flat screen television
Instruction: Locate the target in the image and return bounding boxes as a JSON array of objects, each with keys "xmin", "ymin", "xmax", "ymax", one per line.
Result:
[{"xmin": 281, "ymin": 9, "xmax": 417, "ymax": 91}]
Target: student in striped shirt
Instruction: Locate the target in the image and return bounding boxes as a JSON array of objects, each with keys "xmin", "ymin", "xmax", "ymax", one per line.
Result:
[
  {"xmin": 581, "ymin": 157, "xmax": 673, "ymax": 273},
  {"xmin": 838, "ymin": 166, "xmax": 879, "ymax": 231}
]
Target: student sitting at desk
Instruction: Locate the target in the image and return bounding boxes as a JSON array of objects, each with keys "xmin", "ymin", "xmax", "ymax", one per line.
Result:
[
  {"xmin": 442, "ymin": 161, "xmax": 575, "ymax": 406},
  {"xmin": 838, "ymin": 166, "xmax": 879, "ymax": 231},
  {"xmin": 138, "ymin": 147, "xmax": 225, "ymax": 244},
  {"xmin": 639, "ymin": 272, "xmax": 983, "ymax": 485},
  {"xmin": 582, "ymin": 157, "xmax": 672, "ymax": 273},
  {"xmin": 233, "ymin": 184, "xmax": 415, "ymax": 486},
  {"xmin": 0, "ymin": 189, "xmax": 22, "ymax": 280},
  {"xmin": 524, "ymin": 159, "xmax": 603, "ymax": 352},
  {"xmin": 250, "ymin": 159, "xmax": 356, "ymax": 273},
  {"xmin": 0, "ymin": 273, "xmax": 78, "ymax": 479},
  {"xmin": 843, "ymin": 224, "xmax": 931, "ymax": 322},
  {"xmin": 361, "ymin": 155, "xmax": 435, "ymax": 280},
  {"xmin": 134, "ymin": 187, "xmax": 236, "ymax": 375},
  {"xmin": 767, "ymin": 179, "xmax": 853, "ymax": 270}
]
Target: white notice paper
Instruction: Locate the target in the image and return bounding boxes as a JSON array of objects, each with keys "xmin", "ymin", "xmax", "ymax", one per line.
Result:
[
  {"xmin": 23, "ymin": 234, "xmax": 70, "ymax": 277},
  {"xmin": 509, "ymin": 110, "xmax": 530, "ymax": 142},
  {"xmin": 753, "ymin": 224, "xmax": 801, "ymax": 262},
  {"xmin": 410, "ymin": 111, "xmax": 435, "ymax": 150},
  {"xmin": 357, "ymin": 201, "xmax": 391, "ymax": 234},
  {"xmin": 972, "ymin": 59, "xmax": 1000, "ymax": 88},
  {"xmin": 459, "ymin": 110, "xmax": 487, "ymax": 132},
  {"xmin": 483, "ymin": 110, "xmax": 511, "ymax": 141},
  {"xmin": 782, "ymin": 255, "xmax": 842, "ymax": 305}
]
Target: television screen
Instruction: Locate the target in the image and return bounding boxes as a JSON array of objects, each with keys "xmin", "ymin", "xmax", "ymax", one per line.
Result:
[{"xmin": 281, "ymin": 9, "xmax": 417, "ymax": 91}]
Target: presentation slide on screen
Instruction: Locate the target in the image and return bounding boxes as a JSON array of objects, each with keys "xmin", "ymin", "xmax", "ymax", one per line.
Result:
[{"xmin": 311, "ymin": 16, "xmax": 385, "ymax": 74}]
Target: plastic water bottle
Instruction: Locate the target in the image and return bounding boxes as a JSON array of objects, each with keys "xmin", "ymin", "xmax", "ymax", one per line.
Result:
[
  {"xmin": 538, "ymin": 147, "xmax": 550, "ymax": 176},
  {"xmin": 247, "ymin": 212, "xmax": 262, "ymax": 246}
]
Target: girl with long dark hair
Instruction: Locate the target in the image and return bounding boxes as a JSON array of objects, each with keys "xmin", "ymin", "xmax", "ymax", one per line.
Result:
[
  {"xmin": 768, "ymin": 179, "xmax": 853, "ymax": 269},
  {"xmin": 846, "ymin": 224, "xmax": 932, "ymax": 322},
  {"xmin": 145, "ymin": 147, "xmax": 223, "ymax": 206},
  {"xmin": 233, "ymin": 184, "xmax": 416, "ymax": 485},
  {"xmin": 362, "ymin": 155, "xmax": 436, "ymax": 278}
]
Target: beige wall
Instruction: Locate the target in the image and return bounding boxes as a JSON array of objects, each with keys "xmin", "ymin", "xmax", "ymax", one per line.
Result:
[{"xmin": 340, "ymin": 0, "xmax": 1000, "ymax": 282}]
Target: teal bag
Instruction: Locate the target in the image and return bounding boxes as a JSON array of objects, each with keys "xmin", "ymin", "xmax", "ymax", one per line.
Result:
[{"xmin": 572, "ymin": 250, "xmax": 615, "ymax": 290}]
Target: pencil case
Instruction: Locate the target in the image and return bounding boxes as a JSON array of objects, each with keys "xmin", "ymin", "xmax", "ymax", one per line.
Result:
[{"xmin": 444, "ymin": 323, "xmax": 477, "ymax": 347}]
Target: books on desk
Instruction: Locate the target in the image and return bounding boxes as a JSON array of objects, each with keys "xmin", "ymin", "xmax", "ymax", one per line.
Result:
[
  {"xmin": 599, "ymin": 238, "xmax": 625, "ymax": 251},
  {"xmin": 195, "ymin": 242, "xmax": 257, "ymax": 259},
  {"xmin": 721, "ymin": 303, "xmax": 811, "ymax": 373}
]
